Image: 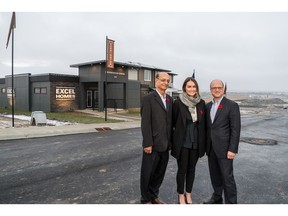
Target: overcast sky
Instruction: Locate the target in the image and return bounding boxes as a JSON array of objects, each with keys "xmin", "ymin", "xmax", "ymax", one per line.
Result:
[{"xmin": 1, "ymin": 12, "xmax": 288, "ymax": 92}]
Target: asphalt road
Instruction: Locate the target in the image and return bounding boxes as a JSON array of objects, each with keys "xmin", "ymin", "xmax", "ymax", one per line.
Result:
[{"xmin": 0, "ymin": 108, "xmax": 287, "ymax": 204}]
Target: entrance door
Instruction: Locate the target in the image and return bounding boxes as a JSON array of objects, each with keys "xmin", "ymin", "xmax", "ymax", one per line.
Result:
[
  {"xmin": 86, "ymin": 90, "xmax": 99, "ymax": 109},
  {"xmin": 93, "ymin": 90, "xmax": 99, "ymax": 109},
  {"xmin": 86, "ymin": 90, "xmax": 92, "ymax": 108}
]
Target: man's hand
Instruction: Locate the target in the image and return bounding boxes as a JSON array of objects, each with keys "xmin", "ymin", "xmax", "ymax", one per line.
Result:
[
  {"xmin": 227, "ymin": 151, "xmax": 236, "ymax": 160},
  {"xmin": 144, "ymin": 146, "xmax": 152, "ymax": 154}
]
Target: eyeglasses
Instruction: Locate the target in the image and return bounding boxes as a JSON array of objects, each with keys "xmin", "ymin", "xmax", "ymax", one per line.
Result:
[{"xmin": 210, "ymin": 87, "xmax": 223, "ymax": 90}]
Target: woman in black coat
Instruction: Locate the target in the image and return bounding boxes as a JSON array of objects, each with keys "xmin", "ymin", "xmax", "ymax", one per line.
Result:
[{"xmin": 171, "ymin": 77, "xmax": 206, "ymax": 204}]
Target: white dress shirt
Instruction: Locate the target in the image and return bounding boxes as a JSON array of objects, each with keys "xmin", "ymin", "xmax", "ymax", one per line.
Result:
[
  {"xmin": 156, "ymin": 89, "xmax": 167, "ymax": 109},
  {"xmin": 210, "ymin": 96, "xmax": 223, "ymax": 123}
]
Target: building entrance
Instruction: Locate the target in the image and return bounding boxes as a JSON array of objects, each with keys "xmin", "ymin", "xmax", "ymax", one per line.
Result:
[{"xmin": 86, "ymin": 90, "xmax": 99, "ymax": 109}]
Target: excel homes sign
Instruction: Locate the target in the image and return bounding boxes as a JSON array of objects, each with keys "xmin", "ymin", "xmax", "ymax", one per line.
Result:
[
  {"xmin": 7, "ymin": 87, "xmax": 15, "ymax": 98},
  {"xmin": 56, "ymin": 87, "xmax": 76, "ymax": 100}
]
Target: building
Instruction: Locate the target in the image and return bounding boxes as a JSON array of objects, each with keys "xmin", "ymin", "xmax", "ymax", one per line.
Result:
[
  {"xmin": 0, "ymin": 60, "xmax": 178, "ymax": 112},
  {"xmin": 0, "ymin": 73, "xmax": 79, "ymax": 112}
]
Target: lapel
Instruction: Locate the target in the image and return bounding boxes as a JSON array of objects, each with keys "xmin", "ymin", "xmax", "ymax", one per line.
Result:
[
  {"xmin": 180, "ymin": 100, "xmax": 203, "ymax": 124},
  {"xmin": 153, "ymin": 91, "xmax": 167, "ymax": 112},
  {"xmin": 207, "ymin": 102, "xmax": 213, "ymax": 125},
  {"xmin": 213, "ymin": 97, "xmax": 226, "ymax": 123},
  {"xmin": 196, "ymin": 102, "xmax": 203, "ymax": 122},
  {"xmin": 180, "ymin": 101, "xmax": 187, "ymax": 125},
  {"xmin": 166, "ymin": 95, "xmax": 171, "ymax": 113}
]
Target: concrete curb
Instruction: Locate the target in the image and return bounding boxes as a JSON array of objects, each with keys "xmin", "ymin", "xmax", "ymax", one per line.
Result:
[{"xmin": 0, "ymin": 121, "xmax": 141, "ymax": 141}]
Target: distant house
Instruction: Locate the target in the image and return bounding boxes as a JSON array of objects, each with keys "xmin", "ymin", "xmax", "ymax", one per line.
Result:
[
  {"xmin": 0, "ymin": 60, "xmax": 178, "ymax": 112},
  {"xmin": 70, "ymin": 60, "xmax": 178, "ymax": 111}
]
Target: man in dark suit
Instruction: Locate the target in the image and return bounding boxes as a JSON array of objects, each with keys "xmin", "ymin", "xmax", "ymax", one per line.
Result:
[
  {"xmin": 140, "ymin": 72, "xmax": 173, "ymax": 204},
  {"xmin": 204, "ymin": 79, "xmax": 241, "ymax": 204}
]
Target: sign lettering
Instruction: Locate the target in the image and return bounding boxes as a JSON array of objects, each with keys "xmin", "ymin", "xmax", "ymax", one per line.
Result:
[{"xmin": 56, "ymin": 87, "xmax": 76, "ymax": 100}]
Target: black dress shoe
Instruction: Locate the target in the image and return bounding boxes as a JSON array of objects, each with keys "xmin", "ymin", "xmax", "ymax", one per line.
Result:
[
  {"xmin": 203, "ymin": 197, "xmax": 223, "ymax": 204},
  {"xmin": 151, "ymin": 198, "xmax": 166, "ymax": 204}
]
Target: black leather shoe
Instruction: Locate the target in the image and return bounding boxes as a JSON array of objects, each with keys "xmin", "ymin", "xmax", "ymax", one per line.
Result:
[
  {"xmin": 203, "ymin": 197, "xmax": 223, "ymax": 204},
  {"xmin": 151, "ymin": 198, "xmax": 166, "ymax": 204}
]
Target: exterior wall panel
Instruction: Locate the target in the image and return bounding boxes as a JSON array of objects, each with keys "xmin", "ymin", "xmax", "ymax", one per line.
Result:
[
  {"xmin": 30, "ymin": 82, "xmax": 51, "ymax": 112},
  {"xmin": 127, "ymin": 80, "xmax": 140, "ymax": 109}
]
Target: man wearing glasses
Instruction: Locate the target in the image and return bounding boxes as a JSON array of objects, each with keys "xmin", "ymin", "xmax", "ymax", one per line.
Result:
[
  {"xmin": 204, "ymin": 79, "xmax": 241, "ymax": 204},
  {"xmin": 140, "ymin": 72, "xmax": 173, "ymax": 204}
]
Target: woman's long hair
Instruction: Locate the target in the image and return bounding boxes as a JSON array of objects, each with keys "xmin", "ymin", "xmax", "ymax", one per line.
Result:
[{"xmin": 182, "ymin": 77, "xmax": 200, "ymax": 97}]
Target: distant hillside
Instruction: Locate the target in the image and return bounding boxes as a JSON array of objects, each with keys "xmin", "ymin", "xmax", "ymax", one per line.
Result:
[{"xmin": 237, "ymin": 98, "xmax": 286, "ymax": 107}]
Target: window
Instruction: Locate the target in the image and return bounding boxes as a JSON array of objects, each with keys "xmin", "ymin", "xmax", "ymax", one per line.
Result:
[
  {"xmin": 169, "ymin": 75, "xmax": 173, "ymax": 84},
  {"xmin": 128, "ymin": 69, "xmax": 138, "ymax": 80},
  {"xmin": 41, "ymin": 88, "xmax": 47, "ymax": 94},
  {"xmin": 34, "ymin": 88, "xmax": 41, "ymax": 94},
  {"xmin": 144, "ymin": 70, "xmax": 151, "ymax": 81},
  {"xmin": 34, "ymin": 87, "xmax": 47, "ymax": 94}
]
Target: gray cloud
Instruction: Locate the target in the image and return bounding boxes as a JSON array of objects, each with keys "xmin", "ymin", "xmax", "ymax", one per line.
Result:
[{"xmin": 1, "ymin": 12, "xmax": 288, "ymax": 92}]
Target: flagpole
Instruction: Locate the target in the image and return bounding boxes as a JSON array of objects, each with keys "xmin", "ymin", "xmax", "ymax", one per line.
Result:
[
  {"xmin": 6, "ymin": 12, "xmax": 16, "ymax": 127},
  {"xmin": 11, "ymin": 26, "xmax": 15, "ymax": 127},
  {"xmin": 104, "ymin": 36, "xmax": 108, "ymax": 121}
]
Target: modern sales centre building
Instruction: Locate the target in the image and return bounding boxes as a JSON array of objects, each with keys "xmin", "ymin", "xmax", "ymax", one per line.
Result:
[{"xmin": 0, "ymin": 60, "xmax": 178, "ymax": 112}]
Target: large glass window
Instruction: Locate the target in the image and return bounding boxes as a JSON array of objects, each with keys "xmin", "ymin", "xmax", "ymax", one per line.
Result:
[
  {"xmin": 144, "ymin": 70, "xmax": 151, "ymax": 81},
  {"xmin": 128, "ymin": 69, "xmax": 138, "ymax": 80}
]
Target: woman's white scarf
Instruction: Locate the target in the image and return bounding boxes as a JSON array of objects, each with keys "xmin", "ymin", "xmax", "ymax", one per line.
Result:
[{"xmin": 179, "ymin": 92, "xmax": 201, "ymax": 122}]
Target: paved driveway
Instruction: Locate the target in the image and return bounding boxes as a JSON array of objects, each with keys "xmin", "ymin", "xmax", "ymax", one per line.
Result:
[{"xmin": 0, "ymin": 109, "xmax": 287, "ymax": 204}]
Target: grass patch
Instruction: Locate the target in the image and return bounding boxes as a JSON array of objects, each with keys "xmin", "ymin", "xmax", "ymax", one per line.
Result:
[
  {"xmin": 127, "ymin": 108, "xmax": 140, "ymax": 115},
  {"xmin": 46, "ymin": 112, "xmax": 120, "ymax": 124},
  {"xmin": 0, "ymin": 108, "xmax": 121, "ymax": 124}
]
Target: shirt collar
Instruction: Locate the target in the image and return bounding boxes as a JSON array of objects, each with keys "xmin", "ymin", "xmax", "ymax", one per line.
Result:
[
  {"xmin": 212, "ymin": 96, "xmax": 224, "ymax": 105},
  {"xmin": 156, "ymin": 89, "xmax": 166, "ymax": 99}
]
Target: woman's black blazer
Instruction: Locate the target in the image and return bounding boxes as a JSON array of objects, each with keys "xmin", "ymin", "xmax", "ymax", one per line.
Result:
[{"xmin": 171, "ymin": 98, "xmax": 206, "ymax": 159}]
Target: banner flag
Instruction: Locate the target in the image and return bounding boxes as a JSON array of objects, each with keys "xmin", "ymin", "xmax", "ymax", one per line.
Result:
[
  {"xmin": 192, "ymin": 69, "xmax": 195, "ymax": 78},
  {"xmin": 6, "ymin": 12, "xmax": 16, "ymax": 49},
  {"xmin": 106, "ymin": 39, "xmax": 115, "ymax": 69}
]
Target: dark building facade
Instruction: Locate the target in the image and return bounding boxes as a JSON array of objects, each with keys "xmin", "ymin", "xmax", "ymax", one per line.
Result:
[
  {"xmin": 0, "ymin": 73, "xmax": 79, "ymax": 112},
  {"xmin": 0, "ymin": 60, "xmax": 177, "ymax": 112}
]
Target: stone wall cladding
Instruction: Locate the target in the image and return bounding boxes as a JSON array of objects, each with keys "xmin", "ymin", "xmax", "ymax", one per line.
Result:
[{"xmin": 50, "ymin": 82, "xmax": 80, "ymax": 112}]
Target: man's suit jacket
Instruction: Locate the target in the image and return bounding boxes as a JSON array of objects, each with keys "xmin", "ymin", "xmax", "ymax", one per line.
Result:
[
  {"xmin": 206, "ymin": 97, "xmax": 241, "ymax": 159},
  {"xmin": 141, "ymin": 91, "xmax": 173, "ymax": 152},
  {"xmin": 171, "ymin": 98, "xmax": 206, "ymax": 159}
]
